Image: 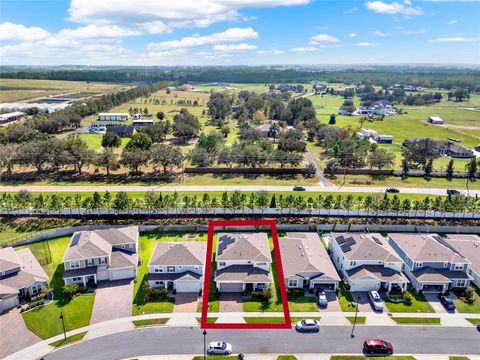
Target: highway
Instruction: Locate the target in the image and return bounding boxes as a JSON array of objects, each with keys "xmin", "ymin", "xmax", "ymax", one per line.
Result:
[
  {"xmin": 1, "ymin": 185, "xmax": 479, "ymax": 196},
  {"xmin": 44, "ymin": 326, "xmax": 480, "ymax": 360}
]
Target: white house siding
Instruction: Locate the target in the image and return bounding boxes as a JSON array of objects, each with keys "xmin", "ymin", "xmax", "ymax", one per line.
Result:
[
  {"xmin": 27, "ymin": 281, "xmax": 46, "ymax": 297},
  {"xmin": 286, "ymin": 276, "xmax": 304, "ymax": 289},
  {"xmin": 349, "ymin": 277, "xmax": 381, "ymax": 292},
  {"xmin": 217, "ymin": 260, "xmax": 270, "ymax": 272},
  {"xmin": 148, "ymin": 265, "xmax": 201, "ymax": 274},
  {"xmin": 469, "ymin": 269, "xmax": 480, "ymax": 288},
  {"xmin": 97, "ymin": 268, "xmax": 109, "ymax": 281},
  {"xmin": 109, "ymin": 267, "xmax": 136, "ymax": 281}
]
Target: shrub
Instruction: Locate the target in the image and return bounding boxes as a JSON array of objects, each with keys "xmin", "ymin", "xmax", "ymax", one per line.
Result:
[
  {"xmin": 143, "ymin": 282, "xmax": 169, "ymax": 302},
  {"xmin": 464, "ymin": 287, "xmax": 475, "ymax": 303},
  {"xmin": 63, "ymin": 283, "xmax": 80, "ymax": 300},
  {"xmin": 403, "ymin": 292, "xmax": 413, "ymax": 305},
  {"xmin": 287, "ymin": 288, "xmax": 304, "ymax": 298},
  {"xmin": 252, "ymin": 286, "xmax": 273, "ymax": 303}
]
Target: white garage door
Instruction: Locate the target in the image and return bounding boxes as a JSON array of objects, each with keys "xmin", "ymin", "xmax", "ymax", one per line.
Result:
[
  {"xmin": 175, "ymin": 280, "xmax": 201, "ymax": 293},
  {"xmin": 219, "ymin": 283, "xmax": 243, "ymax": 292},
  {"xmin": 350, "ymin": 279, "xmax": 380, "ymax": 292},
  {"xmin": 109, "ymin": 268, "xmax": 135, "ymax": 281},
  {"xmin": 97, "ymin": 268, "xmax": 109, "ymax": 281},
  {"xmin": 0, "ymin": 295, "xmax": 19, "ymax": 313}
]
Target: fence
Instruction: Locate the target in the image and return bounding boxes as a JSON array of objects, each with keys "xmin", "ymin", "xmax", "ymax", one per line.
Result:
[{"xmin": 184, "ymin": 167, "xmax": 306, "ymax": 175}]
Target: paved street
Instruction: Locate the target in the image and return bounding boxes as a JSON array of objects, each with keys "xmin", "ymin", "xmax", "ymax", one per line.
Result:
[
  {"xmin": 43, "ymin": 326, "xmax": 480, "ymax": 360},
  {"xmin": 1, "ymin": 185, "xmax": 478, "ymax": 196}
]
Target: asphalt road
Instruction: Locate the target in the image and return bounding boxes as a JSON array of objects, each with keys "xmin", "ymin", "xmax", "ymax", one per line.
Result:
[
  {"xmin": 1, "ymin": 185, "xmax": 479, "ymax": 196},
  {"xmin": 44, "ymin": 326, "xmax": 480, "ymax": 360}
]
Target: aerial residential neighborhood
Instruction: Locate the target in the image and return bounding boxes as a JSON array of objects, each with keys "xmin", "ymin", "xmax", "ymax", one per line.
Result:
[{"xmin": 0, "ymin": 0, "xmax": 480, "ymax": 359}]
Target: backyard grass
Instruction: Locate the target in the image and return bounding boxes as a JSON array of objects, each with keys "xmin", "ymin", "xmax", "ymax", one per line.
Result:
[
  {"xmin": 48, "ymin": 331, "xmax": 87, "ymax": 348},
  {"xmin": 453, "ymin": 287, "xmax": 480, "ymax": 314},
  {"xmin": 287, "ymin": 292, "xmax": 318, "ymax": 312},
  {"xmin": 132, "ymin": 318, "xmax": 169, "ymax": 327},
  {"xmin": 346, "ymin": 316, "xmax": 366, "ymax": 324},
  {"xmin": 466, "ymin": 318, "xmax": 480, "ymax": 325},
  {"xmin": 391, "ymin": 317, "xmax": 441, "ymax": 325},
  {"xmin": 338, "ymin": 282, "xmax": 355, "ymax": 312},
  {"xmin": 384, "ymin": 288, "xmax": 435, "ymax": 313}
]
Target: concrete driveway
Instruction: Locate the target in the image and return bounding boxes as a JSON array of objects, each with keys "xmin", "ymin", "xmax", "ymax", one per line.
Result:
[
  {"xmin": 0, "ymin": 308, "xmax": 41, "ymax": 358},
  {"xmin": 424, "ymin": 293, "xmax": 450, "ymax": 313},
  {"xmin": 220, "ymin": 293, "xmax": 243, "ymax": 312},
  {"xmin": 319, "ymin": 292, "xmax": 342, "ymax": 312},
  {"xmin": 351, "ymin": 292, "xmax": 375, "ymax": 312},
  {"xmin": 90, "ymin": 280, "xmax": 133, "ymax": 324},
  {"xmin": 173, "ymin": 293, "xmax": 198, "ymax": 312}
]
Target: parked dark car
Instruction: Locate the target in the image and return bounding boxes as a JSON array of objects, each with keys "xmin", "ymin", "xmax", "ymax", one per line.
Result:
[
  {"xmin": 293, "ymin": 186, "xmax": 306, "ymax": 191},
  {"xmin": 363, "ymin": 339, "xmax": 393, "ymax": 355},
  {"xmin": 447, "ymin": 189, "xmax": 460, "ymax": 196},
  {"xmin": 477, "ymin": 323, "xmax": 480, "ymax": 331},
  {"xmin": 438, "ymin": 294, "xmax": 456, "ymax": 311},
  {"xmin": 386, "ymin": 188, "xmax": 400, "ymax": 193}
]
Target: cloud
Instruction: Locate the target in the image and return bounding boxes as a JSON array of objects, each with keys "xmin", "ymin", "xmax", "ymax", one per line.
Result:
[
  {"xmin": 0, "ymin": 22, "xmax": 51, "ymax": 41},
  {"xmin": 344, "ymin": 7, "xmax": 358, "ymax": 14},
  {"xmin": 57, "ymin": 24, "xmax": 141, "ymax": 39},
  {"xmin": 310, "ymin": 33, "xmax": 340, "ymax": 44},
  {"xmin": 372, "ymin": 30, "xmax": 391, "ymax": 37},
  {"xmin": 365, "ymin": 1, "xmax": 423, "ymax": 15},
  {"xmin": 291, "ymin": 46, "xmax": 318, "ymax": 52},
  {"xmin": 147, "ymin": 27, "xmax": 258, "ymax": 50},
  {"xmin": 446, "ymin": 19, "xmax": 458, "ymax": 25},
  {"xmin": 213, "ymin": 43, "xmax": 256, "ymax": 52},
  {"xmin": 430, "ymin": 36, "xmax": 480, "ymax": 43},
  {"xmin": 349, "ymin": 32, "xmax": 358, "ymax": 37},
  {"xmin": 400, "ymin": 29, "xmax": 426, "ymax": 34},
  {"xmin": 356, "ymin": 42, "xmax": 380, "ymax": 46},
  {"xmin": 256, "ymin": 49, "xmax": 285, "ymax": 54}
]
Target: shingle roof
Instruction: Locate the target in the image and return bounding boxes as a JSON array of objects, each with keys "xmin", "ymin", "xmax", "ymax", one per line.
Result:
[
  {"xmin": 149, "ymin": 242, "xmax": 206, "ymax": 267},
  {"xmin": 0, "ymin": 247, "xmax": 21, "ymax": 273},
  {"xmin": 63, "ymin": 266, "xmax": 98, "ymax": 278},
  {"xmin": 411, "ymin": 267, "xmax": 471, "ymax": 283},
  {"xmin": 215, "ymin": 265, "xmax": 271, "ymax": 283},
  {"xmin": 63, "ymin": 226, "xmax": 138, "ymax": 261},
  {"xmin": 216, "ymin": 233, "xmax": 271, "ymax": 262},
  {"xmin": 110, "ymin": 249, "xmax": 138, "ymax": 268},
  {"xmin": 149, "ymin": 271, "xmax": 202, "ymax": 281},
  {"xmin": 444, "ymin": 234, "xmax": 480, "ymax": 276},
  {"xmin": 279, "ymin": 233, "xmax": 339, "ymax": 281},
  {"xmin": 332, "ymin": 233, "xmax": 401, "ymax": 262},
  {"xmin": 388, "ymin": 233, "xmax": 467, "ymax": 263},
  {"xmin": 346, "ymin": 265, "xmax": 408, "ymax": 282}
]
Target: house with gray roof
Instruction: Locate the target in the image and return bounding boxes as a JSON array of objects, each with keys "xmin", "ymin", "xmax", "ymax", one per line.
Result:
[
  {"xmin": 1, "ymin": 247, "xmax": 48, "ymax": 313},
  {"xmin": 328, "ymin": 233, "xmax": 408, "ymax": 293},
  {"xmin": 279, "ymin": 233, "xmax": 340, "ymax": 292},
  {"xmin": 148, "ymin": 242, "xmax": 206, "ymax": 293},
  {"xmin": 444, "ymin": 234, "xmax": 480, "ymax": 288},
  {"xmin": 388, "ymin": 233, "xmax": 472, "ymax": 293},
  {"xmin": 215, "ymin": 233, "xmax": 272, "ymax": 293},
  {"xmin": 62, "ymin": 226, "xmax": 139, "ymax": 287}
]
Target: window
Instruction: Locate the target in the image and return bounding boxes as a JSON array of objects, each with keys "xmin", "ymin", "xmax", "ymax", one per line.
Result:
[
  {"xmin": 167, "ymin": 266, "xmax": 175, "ymax": 272},
  {"xmin": 454, "ymin": 264, "xmax": 464, "ymax": 271},
  {"xmin": 99, "ymin": 258, "xmax": 107, "ymax": 265},
  {"xmin": 86, "ymin": 259, "xmax": 94, "ymax": 267},
  {"xmin": 350, "ymin": 261, "xmax": 356, "ymax": 266},
  {"xmin": 1, "ymin": 271, "xmax": 5, "ymax": 276},
  {"xmin": 195, "ymin": 266, "xmax": 199, "ymax": 270},
  {"xmin": 155, "ymin": 267, "xmax": 163, "ymax": 273},
  {"xmin": 155, "ymin": 281, "xmax": 164, "ymax": 286},
  {"xmin": 72, "ymin": 277, "xmax": 82, "ymax": 282},
  {"xmin": 443, "ymin": 262, "xmax": 448, "ymax": 268},
  {"xmin": 456, "ymin": 279, "xmax": 466, "ymax": 287},
  {"xmin": 178, "ymin": 266, "xmax": 182, "ymax": 269},
  {"xmin": 129, "ymin": 244, "xmax": 133, "ymax": 248},
  {"xmin": 121, "ymin": 245, "xmax": 125, "ymax": 249},
  {"xmin": 70, "ymin": 261, "xmax": 80, "ymax": 269},
  {"xmin": 415, "ymin": 262, "xmax": 423, "ymax": 268},
  {"xmin": 288, "ymin": 279, "xmax": 298, "ymax": 287},
  {"xmin": 219, "ymin": 262, "xmax": 226, "ymax": 266}
]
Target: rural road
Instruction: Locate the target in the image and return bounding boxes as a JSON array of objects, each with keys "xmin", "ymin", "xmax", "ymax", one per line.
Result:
[
  {"xmin": 43, "ymin": 326, "xmax": 480, "ymax": 360},
  {"xmin": 0, "ymin": 185, "xmax": 479, "ymax": 196}
]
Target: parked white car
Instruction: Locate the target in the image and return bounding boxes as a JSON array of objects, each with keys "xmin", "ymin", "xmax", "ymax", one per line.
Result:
[
  {"xmin": 207, "ymin": 341, "xmax": 232, "ymax": 355},
  {"xmin": 368, "ymin": 290, "xmax": 384, "ymax": 311},
  {"xmin": 295, "ymin": 319, "xmax": 320, "ymax": 332}
]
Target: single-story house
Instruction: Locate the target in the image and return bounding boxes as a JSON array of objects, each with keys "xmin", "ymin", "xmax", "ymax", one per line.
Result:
[{"xmin": 428, "ymin": 116, "xmax": 444, "ymax": 125}]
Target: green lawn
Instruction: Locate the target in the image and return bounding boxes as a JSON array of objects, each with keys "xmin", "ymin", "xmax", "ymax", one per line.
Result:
[
  {"xmin": 391, "ymin": 317, "xmax": 441, "ymax": 325},
  {"xmin": 290, "ymin": 316, "xmax": 321, "ymax": 323},
  {"xmin": 133, "ymin": 232, "xmax": 207, "ymax": 315},
  {"xmin": 196, "ymin": 317, "xmax": 218, "ymax": 324},
  {"xmin": 287, "ymin": 292, "xmax": 318, "ymax": 312},
  {"xmin": 132, "ymin": 318, "xmax": 169, "ymax": 327},
  {"xmin": 384, "ymin": 288, "xmax": 434, "ymax": 313},
  {"xmin": 49, "ymin": 331, "xmax": 87, "ymax": 348},
  {"xmin": 244, "ymin": 316, "xmax": 286, "ymax": 323},
  {"xmin": 23, "ymin": 294, "xmax": 95, "ymax": 339},
  {"xmin": 453, "ymin": 287, "xmax": 480, "ymax": 314},
  {"xmin": 346, "ymin": 316, "xmax": 366, "ymax": 324},
  {"xmin": 331, "ymin": 357, "xmax": 416, "ymax": 360},
  {"xmin": 277, "ymin": 356, "xmax": 298, "ymax": 360},
  {"xmin": 449, "ymin": 356, "xmax": 471, "ymax": 360},
  {"xmin": 466, "ymin": 318, "xmax": 480, "ymax": 325},
  {"xmin": 338, "ymin": 282, "xmax": 355, "ymax": 312}
]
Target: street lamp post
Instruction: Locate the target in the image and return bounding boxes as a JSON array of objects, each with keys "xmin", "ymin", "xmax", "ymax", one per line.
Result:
[
  {"xmin": 203, "ymin": 330, "xmax": 207, "ymax": 360},
  {"xmin": 60, "ymin": 312, "xmax": 67, "ymax": 340},
  {"xmin": 350, "ymin": 296, "xmax": 360, "ymax": 338}
]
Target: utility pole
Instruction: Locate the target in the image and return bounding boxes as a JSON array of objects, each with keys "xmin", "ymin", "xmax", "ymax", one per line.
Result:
[
  {"xmin": 351, "ymin": 296, "xmax": 360, "ymax": 338},
  {"xmin": 203, "ymin": 330, "xmax": 207, "ymax": 360},
  {"xmin": 60, "ymin": 312, "xmax": 67, "ymax": 340}
]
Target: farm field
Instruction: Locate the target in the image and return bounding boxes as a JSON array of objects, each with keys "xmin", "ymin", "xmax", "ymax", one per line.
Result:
[{"xmin": 0, "ymin": 78, "xmax": 127, "ymax": 103}]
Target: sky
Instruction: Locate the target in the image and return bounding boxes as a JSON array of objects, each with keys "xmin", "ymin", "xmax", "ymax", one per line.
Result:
[{"xmin": 0, "ymin": 0, "xmax": 479, "ymax": 66}]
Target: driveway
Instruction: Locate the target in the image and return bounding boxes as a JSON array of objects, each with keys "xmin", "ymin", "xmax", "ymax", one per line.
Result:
[
  {"xmin": 90, "ymin": 280, "xmax": 133, "ymax": 324},
  {"xmin": 0, "ymin": 308, "xmax": 41, "ymax": 358},
  {"xmin": 220, "ymin": 293, "xmax": 243, "ymax": 312},
  {"xmin": 351, "ymin": 292, "xmax": 375, "ymax": 312},
  {"xmin": 319, "ymin": 292, "xmax": 342, "ymax": 312},
  {"xmin": 173, "ymin": 293, "xmax": 198, "ymax": 313},
  {"xmin": 424, "ymin": 293, "xmax": 449, "ymax": 313}
]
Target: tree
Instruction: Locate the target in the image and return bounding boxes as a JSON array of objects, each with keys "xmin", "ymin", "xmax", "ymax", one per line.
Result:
[
  {"xmin": 101, "ymin": 132, "xmax": 122, "ymax": 148},
  {"xmin": 173, "ymin": 108, "xmax": 201, "ymax": 143},
  {"xmin": 113, "ymin": 191, "xmax": 132, "ymax": 210},
  {"xmin": 17, "ymin": 139, "xmax": 55, "ymax": 173},
  {"xmin": 138, "ymin": 123, "xmax": 169, "ymax": 144},
  {"xmin": 150, "ymin": 144, "xmax": 183, "ymax": 173},
  {"xmin": 329, "ymin": 114, "xmax": 336, "ymax": 125},
  {"xmin": 446, "ymin": 159, "xmax": 454, "ymax": 179},
  {"xmin": 63, "ymin": 284, "xmax": 79, "ymax": 300},
  {"xmin": 401, "ymin": 158, "xmax": 409, "ymax": 179},
  {"xmin": 207, "ymin": 92, "xmax": 232, "ymax": 122},
  {"xmin": 277, "ymin": 129, "xmax": 306, "ymax": 153},
  {"xmin": 367, "ymin": 148, "xmax": 395, "ymax": 169},
  {"xmin": 126, "ymin": 133, "xmax": 152, "ymax": 150},
  {"xmin": 61, "ymin": 136, "xmax": 95, "ymax": 175},
  {"xmin": 120, "ymin": 148, "xmax": 150, "ymax": 173},
  {"xmin": 424, "ymin": 158, "xmax": 433, "ymax": 178},
  {"xmin": 95, "ymin": 148, "xmax": 119, "ymax": 175},
  {"xmin": 466, "ymin": 158, "xmax": 478, "ymax": 180},
  {"xmin": 0, "ymin": 143, "xmax": 19, "ymax": 175},
  {"xmin": 339, "ymin": 99, "xmax": 356, "ymax": 114},
  {"xmin": 402, "ymin": 138, "xmax": 440, "ymax": 168},
  {"xmin": 252, "ymin": 110, "xmax": 266, "ymax": 125},
  {"xmin": 156, "ymin": 111, "xmax": 165, "ymax": 120}
]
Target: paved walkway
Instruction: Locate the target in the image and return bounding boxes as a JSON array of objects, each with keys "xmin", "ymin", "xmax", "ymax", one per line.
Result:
[
  {"xmin": 133, "ymin": 355, "xmax": 480, "ymax": 360},
  {"xmin": 0, "ymin": 308, "xmax": 41, "ymax": 359}
]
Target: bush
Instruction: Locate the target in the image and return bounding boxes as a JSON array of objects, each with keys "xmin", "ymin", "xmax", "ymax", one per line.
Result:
[
  {"xmin": 287, "ymin": 288, "xmax": 304, "ymax": 298},
  {"xmin": 63, "ymin": 283, "xmax": 80, "ymax": 300},
  {"xmin": 252, "ymin": 286, "xmax": 273, "ymax": 304},
  {"xmin": 143, "ymin": 282, "xmax": 169, "ymax": 302},
  {"xmin": 464, "ymin": 287, "xmax": 475, "ymax": 303},
  {"xmin": 403, "ymin": 292, "xmax": 413, "ymax": 305}
]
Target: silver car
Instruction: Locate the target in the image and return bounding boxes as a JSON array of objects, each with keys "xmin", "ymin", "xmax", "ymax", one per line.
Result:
[
  {"xmin": 207, "ymin": 341, "xmax": 232, "ymax": 355},
  {"xmin": 316, "ymin": 290, "xmax": 328, "ymax": 308},
  {"xmin": 295, "ymin": 319, "xmax": 320, "ymax": 332},
  {"xmin": 368, "ymin": 290, "xmax": 384, "ymax": 311}
]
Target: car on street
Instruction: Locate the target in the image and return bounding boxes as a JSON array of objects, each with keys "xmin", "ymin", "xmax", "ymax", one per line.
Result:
[
  {"xmin": 438, "ymin": 294, "xmax": 456, "ymax": 311},
  {"xmin": 293, "ymin": 186, "xmax": 306, "ymax": 191},
  {"xmin": 447, "ymin": 189, "xmax": 460, "ymax": 196},
  {"xmin": 477, "ymin": 323, "xmax": 480, "ymax": 331},
  {"xmin": 363, "ymin": 339, "xmax": 393, "ymax": 355},
  {"xmin": 207, "ymin": 342, "xmax": 233, "ymax": 355},
  {"xmin": 295, "ymin": 319, "xmax": 320, "ymax": 332},
  {"xmin": 316, "ymin": 289, "xmax": 328, "ymax": 308},
  {"xmin": 368, "ymin": 290, "xmax": 384, "ymax": 311},
  {"xmin": 385, "ymin": 188, "xmax": 400, "ymax": 193}
]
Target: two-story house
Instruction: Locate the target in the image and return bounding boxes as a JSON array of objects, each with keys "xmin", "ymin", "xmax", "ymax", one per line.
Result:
[
  {"xmin": 444, "ymin": 234, "xmax": 480, "ymax": 288},
  {"xmin": 280, "ymin": 233, "xmax": 340, "ymax": 292},
  {"xmin": 388, "ymin": 233, "xmax": 472, "ymax": 293},
  {"xmin": 62, "ymin": 226, "xmax": 139, "ymax": 286},
  {"xmin": 215, "ymin": 233, "xmax": 272, "ymax": 293},
  {"xmin": 0, "ymin": 247, "xmax": 48, "ymax": 313},
  {"xmin": 328, "ymin": 233, "xmax": 408, "ymax": 293},
  {"xmin": 147, "ymin": 242, "xmax": 206, "ymax": 293}
]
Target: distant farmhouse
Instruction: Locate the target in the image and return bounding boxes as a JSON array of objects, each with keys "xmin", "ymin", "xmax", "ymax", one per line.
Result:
[
  {"xmin": 0, "ymin": 111, "xmax": 24, "ymax": 125},
  {"xmin": 98, "ymin": 113, "xmax": 129, "ymax": 122},
  {"xmin": 177, "ymin": 84, "xmax": 194, "ymax": 91},
  {"xmin": 403, "ymin": 138, "xmax": 474, "ymax": 158},
  {"xmin": 356, "ymin": 128, "xmax": 394, "ymax": 144},
  {"xmin": 358, "ymin": 100, "xmax": 397, "ymax": 116},
  {"xmin": 310, "ymin": 80, "xmax": 328, "ymax": 87},
  {"xmin": 428, "ymin": 116, "xmax": 444, "ymax": 125}
]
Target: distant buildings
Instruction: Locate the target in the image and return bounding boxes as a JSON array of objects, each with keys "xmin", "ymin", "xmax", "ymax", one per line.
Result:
[
  {"xmin": 403, "ymin": 138, "xmax": 474, "ymax": 158},
  {"xmin": 177, "ymin": 84, "xmax": 194, "ymax": 91},
  {"xmin": 132, "ymin": 119, "xmax": 154, "ymax": 127},
  {"xmin": 356, "ymin": 128, "xmax": 394, "ymax": 144},
  {"xmin": 358, "ymin": 100, "xmax": 397, "ymax": 116},
  {"xmin": 98, "ymin": 113, "xmax": 129, "ymax": 122},
  {"xmin": 428, "ymin": 116, "xmax": 444, "ymax": 125},
  {"xmin": 0, "ymin": 111, "xmax": 24, "ymax": 125},
  {"xmin": 106, "ymin": 125, "xmax": 136, "ymax": 138},
  {"xmin": 0, "ymin": 100, "xmax": 71, "ymax": 113},
  {"xmin": 310, "ymin": 80, "xmax": 328, "ymax": 87}
]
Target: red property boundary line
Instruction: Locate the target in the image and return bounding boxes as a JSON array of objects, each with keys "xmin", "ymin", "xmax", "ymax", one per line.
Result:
[{"xmin": 200, "ymin": 219, "xmax": 291, "ymax": 329}]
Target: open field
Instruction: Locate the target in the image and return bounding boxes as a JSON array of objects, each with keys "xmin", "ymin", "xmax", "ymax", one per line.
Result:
[{"xmin": 0, "ymin": 78, "xmax": 127, "ymax": 103}]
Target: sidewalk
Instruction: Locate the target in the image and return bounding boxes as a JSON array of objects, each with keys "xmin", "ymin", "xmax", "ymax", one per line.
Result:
[{"xmin": 131, "ymin": 354, "xmax": 480, "ymax": 360}]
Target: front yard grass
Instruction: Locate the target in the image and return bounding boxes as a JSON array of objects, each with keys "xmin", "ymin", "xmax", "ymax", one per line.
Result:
[
  {"xmin": 466, "ymin": 318, "xmax": 480, "ymax": 325},
  {"xmin": 49, "ymin": 331, "xmax": 87, "ymax": 348},
  {"xmin": 346, "ymin": 316, "xmax": 366, "ymax": 324},
  {"xmin": 384, "ymin": 288, "xmax": 434, "ymax": 313},
  {"xmin": 277, "ymin": 356, "xmax": 298, "ymax": 360},
  {"xmin": 331, "ymin": 357, "xmax": 416, "ymax": 360},
  {"xmin": 196, "ymin": 317, "xmax": 218, "ymax": 323},
  {"xmin": 453, "ymin": 286, "xmax": 480, "ymax": 314},
  {"xmin": 449, "ymin": 357, "xmax": 470, "ymax": 360},
  {"xmin": 132, "ymin": 318, "xmax": 169, "ymax": 327},
  {"xmin": 287, "ymin": 291, "xmax": 318, "ymax": 312},
  {"xmin": 244, "ymin": 316, "xmax": 285, "ymax": 323},
  {"xmin": 337, "ymin": 282, "xmax": 355, "ymax": 312},
  {"xmin": 391, "ymin": 317, "xmax": 440, "ymax": 325}
]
